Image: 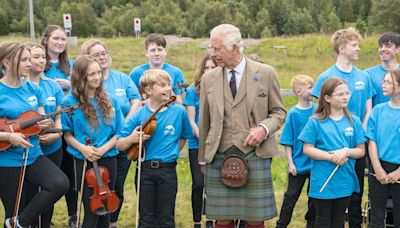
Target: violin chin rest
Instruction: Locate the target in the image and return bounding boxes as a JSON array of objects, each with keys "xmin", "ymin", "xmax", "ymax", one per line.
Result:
[{"xmin": 94, "ymin": 207, "xmax": 109, "ymax": 216}]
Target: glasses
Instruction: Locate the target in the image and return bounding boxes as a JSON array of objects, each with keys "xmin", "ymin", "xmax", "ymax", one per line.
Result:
[
  {"xmin": 91, "ymin": 51, "xmax": 108, "ymax": 58},
  {"xmin": 331, "ymin": 91, "xmax": 351, "ymax": 98},
  {"xmin": 380, "ymin": 80, "xmax": 400, "ymax": 87}
]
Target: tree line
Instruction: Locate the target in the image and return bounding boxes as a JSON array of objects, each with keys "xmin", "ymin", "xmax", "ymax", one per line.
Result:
[{"xmin": 1, "ymin": 0, "xmax": 398, "ymax": 38}]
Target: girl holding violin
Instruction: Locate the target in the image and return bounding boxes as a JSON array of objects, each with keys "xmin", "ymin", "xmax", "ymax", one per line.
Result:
[
  {"xmin": 61, "ymin": 55, "xmax": 124, "ymax": 227},
  {"xmin": 117, "ymin": 69, "xmax": 193, "ymax": 227},
  {"xmin": 25, "ymin": 43, "xmax": 65, "ymax": 228},
  {"xmin": 80, "ymin": 39, "xmax": 142, "ymax": 228},
  {"xmin": 0, "ymin": 41, "xmax": 69, "ymax": 228}
]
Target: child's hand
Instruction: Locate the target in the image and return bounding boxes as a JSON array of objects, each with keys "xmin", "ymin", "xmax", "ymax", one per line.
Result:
[
  {"xmin": 289, "ymin": 163, "xmax": 297, "ymax": 176},
  {"xmin": 81, "ymin": 145, "xmax": 101, "ymax": 162},
  {"xmin": 129, "ymin": 126, "xmax": 150, "ymax": 143},
  {"xmin": 330, "ymin": 148, "xmax": 348, "ymax": 166},
  {"xmin": 375, "ymin": 167, "xmax": 389, "ymax": 184},
  {"xmin": 387, "ymin": 169, "xmax": 400, "ymax": 184}
]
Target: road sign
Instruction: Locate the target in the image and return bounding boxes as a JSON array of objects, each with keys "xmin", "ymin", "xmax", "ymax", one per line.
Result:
[
  {"xmin": 134, "ymin": 18, "xmax": 141, "ymax": 32},
  {"xmin": 63, "ymin": 14, "xmax": 72, "ymax": 31}
]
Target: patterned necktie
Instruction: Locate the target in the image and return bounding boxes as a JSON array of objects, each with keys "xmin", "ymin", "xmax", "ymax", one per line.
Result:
[{"xmin": 229, "ymin": 70, "xmax": 237, "ymax": 98}]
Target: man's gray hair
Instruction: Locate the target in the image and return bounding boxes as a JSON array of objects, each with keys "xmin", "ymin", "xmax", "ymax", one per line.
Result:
[{"xmin": 211, "ymin": 24, "xmax": 244, "ymax": 53}]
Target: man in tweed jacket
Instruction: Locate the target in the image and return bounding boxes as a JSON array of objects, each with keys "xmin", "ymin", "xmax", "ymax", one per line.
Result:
[{"xmin": 199, "ymin": 24, "xmax": 286, "ymax": 228}]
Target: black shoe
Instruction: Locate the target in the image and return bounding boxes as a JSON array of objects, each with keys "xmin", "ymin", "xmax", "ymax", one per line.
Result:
[
  {"xmin": 194, "ymin": 223, "xmax": 201, "ymax": 228},
  {"xmin": 205, "ymin": 220, "xmax": 214, "ymax": 228}
]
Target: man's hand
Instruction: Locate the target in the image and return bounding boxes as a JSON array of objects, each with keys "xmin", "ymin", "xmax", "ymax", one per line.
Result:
[{"xmin": 243, "ymin": 126, "xmax": 266, "ymax": 147}]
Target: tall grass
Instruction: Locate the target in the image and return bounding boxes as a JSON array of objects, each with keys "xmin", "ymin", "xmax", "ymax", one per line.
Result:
[{"xmin": 0, "ymin": 35, "xmax": 376, "ymax": 227}]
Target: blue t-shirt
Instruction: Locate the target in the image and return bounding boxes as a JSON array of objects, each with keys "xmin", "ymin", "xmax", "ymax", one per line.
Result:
[
  {"xmin": 280, "ymin": 103, "xmax": 316, "ymax": 174},
  {"xmin": 298, "ymin": 115, "xmax": 366, "ymax": 199},
  {"xmin": 118, "ymin": 104, "xmax": 193, "ymax": 162},
  {"xmin": 61, "ymin": 95, "xmax": 124, "ymax": 160},
  {"xmin": 103, "ymin": 70, "xmax": 141, "ymax": 117},
  {"xmin": 44, "ymin": 59, "xmax": 74, "ymax": 80},
  {"xmin": 38, "ymin": 78, "xmax": 64, "ymax": 155},
  {"xmin": 129, "ymin": 63, "xmax": 186, "ymax": 95},
  {"xmin": 366, "ymin": 102, "xmax": 400, "ymax": 164},
  {"xmin": 312, "ymin": 65, "xmax": 375, "ymax": 120},
  {"xmin": 364, "ymin": 64, "xmax": 400, "ymax": 107},
  {"xmin": 0, "ymin": 81, "xmax": 45, "ymax": 167},
  {"xmin": 182, "ymin": 85, "xmax": 199, "ymax": 149}
]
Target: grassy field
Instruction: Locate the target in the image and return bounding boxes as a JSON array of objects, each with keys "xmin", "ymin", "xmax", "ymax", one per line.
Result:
[{"xmin": 0, "ymin": 34, "xmax": 378, "ymax": 227}]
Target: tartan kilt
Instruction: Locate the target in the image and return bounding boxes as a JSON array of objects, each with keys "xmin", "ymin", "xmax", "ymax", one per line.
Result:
[{"xmin": 204, "ymin": 147, "xmax": 277, "ymax": 221}]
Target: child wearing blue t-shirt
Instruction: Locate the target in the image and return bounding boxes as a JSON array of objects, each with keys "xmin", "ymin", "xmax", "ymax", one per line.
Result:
[
  {"xmin": 129, "ymin": 33, "xmax": 186, "ymax": 103},
  {"xmin": 62, "ymin": 55, "xmax": 124, "ymax": 228},
  {"xmin": 117, "ymin": 69, "xmax": 192, "ymax": 227},
  {"xmin": 41, "ymin": 25, "xmax": 77, "ymax": 226},
  {"xmin": 0, "ymin": 41, "xmax": 68, "ymax": 228},
  {"xmin": 311, "ymin": 28, "xmax": 374, "ymax": 227},
  {"xmin": 366, "ymin": 69, "xmax": 400, "ymax": 227},
  {"xmin": 299, "ymin": 78, "xmax": 366, "ymax": 228},
  {"xmin": 81, "ymin": 39, "xmax": 142, "ymax": 227},
  {"xmin": 41, "ymin": 25, "xmax": 73, "ymax": 92},
  {"xmin": 183, "ymin": 54, "xmax": 216, "ymax": 228},
  {"xmin": 26, "ymin": 43, "xmax": 65, "ymax": 228},
  {"xmin": 365, "ymin": 32, "xmax": 400, "ymax": 107},
  {"xmin": 276, "ymin": 75, "xmax": 316, "ymax": 228}
]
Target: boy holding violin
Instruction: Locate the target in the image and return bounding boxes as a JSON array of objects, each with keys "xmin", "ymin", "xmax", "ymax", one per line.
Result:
[
  {"xmin": 61, "ymin": 55, "xmax": 124, "ymax": 227},
  {"xmin": 117, "ymin": 69, "xmax": 192, "ymax": 227}
]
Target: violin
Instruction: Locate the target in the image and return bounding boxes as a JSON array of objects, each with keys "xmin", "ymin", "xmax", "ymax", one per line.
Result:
[
  {"xmin": 84, "ymin": 138, "xmax": 119, "ymax": 215},
  {"xmin": 126, "ymin": 95, "xmax": 176, "ymax": 160},
  {"xmin": 0, "ymin": 106, "xmax": 78, "ymax": 151},
  {"xmin": 139, "ymin": 81, "xmax": 188, "ymax": 101}
]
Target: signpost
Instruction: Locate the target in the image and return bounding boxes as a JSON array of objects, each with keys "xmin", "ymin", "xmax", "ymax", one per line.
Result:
[
  {"xmin": 63, "ymin": 13, "xmax": 72, "ymax": 35},
  {"xmin": 134, "ymin": 18, "xmax": 141, "ymax": 38}
]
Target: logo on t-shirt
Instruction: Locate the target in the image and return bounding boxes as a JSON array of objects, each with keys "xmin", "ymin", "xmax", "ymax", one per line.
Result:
[
  {"xmin": 46, "ymin": 97, "xmax": 56, "ymax": 106},
  {"xmin": 28, "ymin": 96, "xmax": 38, "ymax": 107},
  {"xmin": 344, "ymin": 127, "xmax": 354, "ymax": 136},
  {"xmin": 115, "ymin": 89, "xmax": 126, "ymax": 97},
  {"xmin": 354, "ymin": 81, "xmax": 365, "ymax": 90},
  {"xmin": 164, "ymin": 125, "xmax": 175, "ymax": 136}
]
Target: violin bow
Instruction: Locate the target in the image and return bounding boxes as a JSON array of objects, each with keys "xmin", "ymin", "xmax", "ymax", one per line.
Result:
[
  {"xmin": 76, "ymin": 158, "xmax": 87, "ymax": 228},
  {"xmin": 12, "ymin": 146, "xmax": 29, "ymax": 228},
  {"xmin": 135, "ymin": 125, "xmax": 144, "ymax": 228}
]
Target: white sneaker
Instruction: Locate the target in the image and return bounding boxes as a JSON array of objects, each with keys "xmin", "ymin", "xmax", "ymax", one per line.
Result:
[{"xmin": 5, "ymin": 217, "xmax": 24, "ymax": 228}]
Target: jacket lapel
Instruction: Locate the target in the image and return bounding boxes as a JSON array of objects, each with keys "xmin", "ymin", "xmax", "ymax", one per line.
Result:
[
  {"xmin": 246, "ymin": 57, "xmax": 260, "ymax": 116},
  {"xmin": 213, "ymin": 68, "xmax": 225, "ymax": 118}
]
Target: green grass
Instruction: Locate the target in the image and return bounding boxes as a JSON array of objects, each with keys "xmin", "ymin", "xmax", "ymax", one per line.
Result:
[{"xmin": 0, "ymin": 35, "xmax": 376, "ymax": 227}]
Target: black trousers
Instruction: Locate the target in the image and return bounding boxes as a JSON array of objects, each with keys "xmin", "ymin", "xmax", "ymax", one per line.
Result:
[
  {"xmin": 189, "ymin": 149, "xmax": 205, "ymax": 223},
  {"xmin": 348, "ymin": 156, "xmax": 366, "ymax": 228},
  {"xmin": 315, "ymin": 196, "xmax": 351, "ymax": 228},
  {"xmin": 276, "ymin": 173, "xmax": 315, "ymax": 228},
  {"xmin": 75, "ymin": 156, "xmax": 117, "ymax": 228},
  {"xmin": 135, "ymin": 164, "xmax": 177, "ymax": 228},
  {"xmin": 61, "ymin": 138, "xmax": 78, "ymax": 217},
  {"xmin": 0, "ymin": 155, "xmax": 69, "ymax": 227},
  {"xmin": 24, "ymin": 147, "xmax": 64, "ymax": 228},
  {"xmin": 369, "ymin": 160, "xmax": 400, "ymax": 228},
  {"xmin": 110, "ymin": 151, "xmax": 132, "ymax": 223}
]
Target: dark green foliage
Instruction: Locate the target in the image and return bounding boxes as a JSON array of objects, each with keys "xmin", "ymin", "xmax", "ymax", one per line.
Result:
[{"xmin": 2, "ymin": 0, "xmax": 392, "ymax": 38}]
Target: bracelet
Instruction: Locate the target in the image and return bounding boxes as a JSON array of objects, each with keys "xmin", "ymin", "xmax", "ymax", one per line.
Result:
[{"xmin": 346, "ymin": 149, "xmax": 350, "ymax": 158}]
